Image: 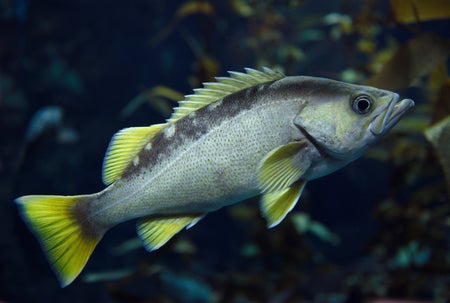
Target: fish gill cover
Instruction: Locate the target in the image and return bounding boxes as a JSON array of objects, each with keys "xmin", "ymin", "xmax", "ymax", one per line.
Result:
[{"xmin": 0, "ymin": 0, "xmax": 448, "ymax": 302}]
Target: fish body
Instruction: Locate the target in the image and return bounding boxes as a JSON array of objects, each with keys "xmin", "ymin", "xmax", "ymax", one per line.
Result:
[
  {"xmin": 93, "ymin": 76, "xmax": 321, "ymax": 224},
  {"xmin": 15, "ymin": 68, "xmax": 414, "ymax": 286}
]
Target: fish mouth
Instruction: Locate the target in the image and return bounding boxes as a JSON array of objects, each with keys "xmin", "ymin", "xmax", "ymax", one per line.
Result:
[{"xmin": 369, "ymin": 94, "xmax": 415, "ymax": 135}]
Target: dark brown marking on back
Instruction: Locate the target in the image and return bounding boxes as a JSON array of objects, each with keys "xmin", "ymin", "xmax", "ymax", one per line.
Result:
[
  {"xmin": 117, "ymin": 75, "xmax": 367, "ymax": 181},
  {"xmin": 121, "ymin": 81, "xmax": 275, "ymax": 179}
]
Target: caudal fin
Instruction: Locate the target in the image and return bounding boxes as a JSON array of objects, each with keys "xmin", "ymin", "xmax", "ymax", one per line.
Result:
[{"xmin": 15, "ymin": 195, "xmax": 103, "ymax": 287}]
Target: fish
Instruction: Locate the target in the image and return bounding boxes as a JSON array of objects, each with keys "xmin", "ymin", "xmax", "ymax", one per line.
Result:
[
  {"xmin": 15, "ymin": 106, "xmax": 65, "ymax": 173},
  {"xmin": 24, "ymin": 106, "xmax": 63, "ymax": 142},
  {"xmin": 15, "ymin": 67, "xmax": 415, "ymax": 287}
]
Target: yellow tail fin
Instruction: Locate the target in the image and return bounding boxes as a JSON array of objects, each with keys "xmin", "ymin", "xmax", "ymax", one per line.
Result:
[{"xmin": 15, "ymin": 195, "xmax": 103, "ymax": 287}]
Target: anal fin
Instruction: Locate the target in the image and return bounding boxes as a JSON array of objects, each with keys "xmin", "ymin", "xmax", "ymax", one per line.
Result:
[
  {"xmin": 137, "ymin": 215, "xmax": 203, "ymax": 251},
  {"xmin": 260, "ymin": 180, "xmax": 307, "ymax": 228}
]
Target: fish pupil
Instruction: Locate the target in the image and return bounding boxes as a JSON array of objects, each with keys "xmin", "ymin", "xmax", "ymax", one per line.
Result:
[{"xmin": 353, "ymin": 94, "xmax": 372, "ymax": 114}]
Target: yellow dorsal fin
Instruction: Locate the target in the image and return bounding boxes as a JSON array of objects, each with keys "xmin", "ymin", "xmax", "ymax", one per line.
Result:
[
  {"xmin": 166, "ymin": 67, "xmax": 285, "ymax": 123},
  {"xmin": 102, "ymin": 123, "xmax": 166, "ymax": 185}
]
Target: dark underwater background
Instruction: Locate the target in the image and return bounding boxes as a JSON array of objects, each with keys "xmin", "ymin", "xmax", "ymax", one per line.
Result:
[{"xmin": 0, "ymin": 0, "xmax": 449, "ymax": 302}]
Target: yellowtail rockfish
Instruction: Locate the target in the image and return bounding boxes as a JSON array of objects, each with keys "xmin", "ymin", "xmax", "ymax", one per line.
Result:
[{"xmin": 15, "ymin": 67, "xmax": 414, "ymax": 286}]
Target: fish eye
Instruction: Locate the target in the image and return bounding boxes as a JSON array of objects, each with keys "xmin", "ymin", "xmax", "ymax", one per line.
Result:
[{"xmin": 352, "ymin": 94, "xmax": 373, "ymax": 114}]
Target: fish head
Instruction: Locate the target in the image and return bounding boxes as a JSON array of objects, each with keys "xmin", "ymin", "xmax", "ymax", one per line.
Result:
[{"xmin": 292, "ymin": 77, "xmax": 415, "ymax": 162}]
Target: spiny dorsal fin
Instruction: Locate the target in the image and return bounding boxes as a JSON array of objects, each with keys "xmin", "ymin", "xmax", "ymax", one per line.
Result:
[
  {"xmin": 166, "ymin": 67, "xmax": 285, "ymax": 123},
  {"xmin": 102, "ymin": 124, "xmax": 166, "ymax": 185}
]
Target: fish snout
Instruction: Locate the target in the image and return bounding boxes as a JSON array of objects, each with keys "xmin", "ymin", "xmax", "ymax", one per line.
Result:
[{"xmin": 369, "ymin": 94, "xmax": 415, "ymax": 136}]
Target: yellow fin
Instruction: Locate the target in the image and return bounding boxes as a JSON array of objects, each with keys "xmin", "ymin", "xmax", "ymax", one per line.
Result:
[
  {"xmin": 137, "ymin": 215, "xmax": 203, "ymax": 251},
  {"xmin": 15, "ymin": 195, "xmax": 102, "ymax": 287},
  {"xmin": 260, "ymin": 180, "xmax": 307, "ymax": 228},
  {"xmin": 102, "ymin": 124, "xmax": 166, "ymax": 185},
  {"xmin": 258, "ymin": 141, "xmax": 310, "ymax": 193},
  {"xmin": 167, "ymin": 67, "xmax": 284, "ymax": 123}
]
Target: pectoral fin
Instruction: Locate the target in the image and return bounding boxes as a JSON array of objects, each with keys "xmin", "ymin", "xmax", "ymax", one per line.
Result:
[
  {"xmin": 258, "ymin": 141, "xmax": 310, "ymax": 193},
  {"xmin": 137, "ymin": 215, "xmax": 203, "ymax": 251},
  {"xmin": 260, "ymin": 180, "xmax": 307, "ymax": 228}
]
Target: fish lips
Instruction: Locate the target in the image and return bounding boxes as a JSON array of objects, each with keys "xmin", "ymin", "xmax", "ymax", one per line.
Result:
[{"xmin": 369, "ymin": 94, "xmax": 415, "ymax": 136}]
